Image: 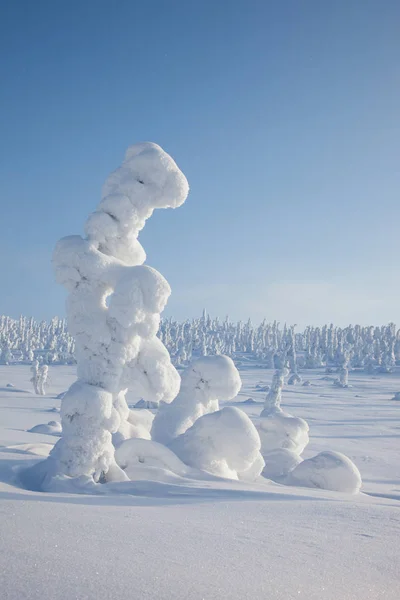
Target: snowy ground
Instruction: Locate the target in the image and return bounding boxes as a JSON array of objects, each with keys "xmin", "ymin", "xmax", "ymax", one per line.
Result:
[{"xmin": 0, "ymin": 365, "xmax": 399, "ymax": 600}]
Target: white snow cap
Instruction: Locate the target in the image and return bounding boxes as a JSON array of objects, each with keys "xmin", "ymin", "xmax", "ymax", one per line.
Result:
[
  {"xmin": 180, "ymin": 355, "xmax": 242, "ymax": 400},
  {"xmin": 103, "ymin": 142, "xmax": 189, "ymax": 210},
  {"xmin": 286, "ymin": 451, "xmax": 362, "ymax": 494},
  {"xmin": 169, "ymin": 406, "xmax": 264, "ymax": 481}
]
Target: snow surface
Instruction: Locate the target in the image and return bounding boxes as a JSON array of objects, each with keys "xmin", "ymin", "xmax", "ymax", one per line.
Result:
[{"xmin": 1, "ymin": 364, "xmax": 400, "ymax": 599}]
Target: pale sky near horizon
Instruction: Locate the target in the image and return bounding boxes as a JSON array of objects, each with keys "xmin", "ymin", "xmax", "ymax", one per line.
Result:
[{"xmin": 0, "ymin": 0, "xmax": 399, "ymax": 326}]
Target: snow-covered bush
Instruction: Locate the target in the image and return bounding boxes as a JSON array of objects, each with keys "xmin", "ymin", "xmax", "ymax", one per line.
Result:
[
  {"xmin": 151, "ymin": 355, "xmax": 241, "ymax": 446},
  {"xmin": 169, "ymin": 406, "xmax": 264, "ymax": 481},
  {"xmin": 28, "ymin": 421, "xmax": 62, "ymax": 436},
  {"xmin": 41, "ymin": 143, "xmax": 189, "ymax": 485},
  {"xmin": 285, "ymin": 451, "xmax": 362, "ymax": 494},
  {"xmin": 115, "ymin": 437, "xmax": 189, "ymax": 479}
]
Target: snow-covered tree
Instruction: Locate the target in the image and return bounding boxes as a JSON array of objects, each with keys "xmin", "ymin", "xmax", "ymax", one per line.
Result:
[
  {"xmin": 40, "ymin": 143, "xmax": 189, "ymax": 487},
  {"xmin": 37, "ymin": 365, "xmax": 49, "ymax": 396},
  {"xmin": 30, "ymin": 360, "xmax": 40, "ymax": 394}
]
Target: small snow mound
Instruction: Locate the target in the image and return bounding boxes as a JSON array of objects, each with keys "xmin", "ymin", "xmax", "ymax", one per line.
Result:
[
  {"xmin": 28, "ymin": 421, "xmax": 62, "ymax": 436},
  {"xmin": 242, "ymin": 397, "xmax": 257, "ymax": 405},
  {"xmin": 302, "ymin": 380, "xmax": 312, "ymax": 387},
  {"xmin": 115, "ymin": 438, "xmax": 189, "ymax": 479},
  {"xmin": 286, "ymin": 451, "xmax": 362, "ymax": 494},
  {"xmin": 262, "ymin": 448, "xmax": 302, "ymax": 479},
  {"xmin": 6, "ymin": 383, "xmax": 15, "ymax": 388},
  {"xmin": 391, "ymin": 392, "xmax": 400, "ymax": 401},
  {"xmin": 169, "ymin": 406, "xmax": 264, "ymax": 481}
]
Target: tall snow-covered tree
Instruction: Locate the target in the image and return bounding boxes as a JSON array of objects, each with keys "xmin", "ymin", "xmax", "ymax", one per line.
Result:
[{"xmin": 40, "ymin": 143, "xmax": 189, "ymax": 487}]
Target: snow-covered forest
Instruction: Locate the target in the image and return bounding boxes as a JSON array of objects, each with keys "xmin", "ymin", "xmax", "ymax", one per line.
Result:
[{"xmin": 1, "ymin": 312, "xmax": 398, "ymax": 373}]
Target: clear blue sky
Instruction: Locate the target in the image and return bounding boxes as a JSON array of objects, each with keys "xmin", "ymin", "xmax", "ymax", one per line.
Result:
[{"xmin": 0, "ymin": 0, "xmax": 399, "ymax": 326}]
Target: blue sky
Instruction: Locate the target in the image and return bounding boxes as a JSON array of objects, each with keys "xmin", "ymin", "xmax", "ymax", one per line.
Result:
[{"xmin": 0, "ymin": 0, "xmax": 399, "ymax": 326}]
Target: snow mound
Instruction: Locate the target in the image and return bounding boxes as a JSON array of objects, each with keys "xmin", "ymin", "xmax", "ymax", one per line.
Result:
[
  {"xmin": 285, "ymin": 451, "xmax": 362, "ymax": 494},
  {"xmin": 151, "ymin": 355, "xmax": 242, "ymax": 445},
  {"xmin": 262, "ymin": 448, "xmax": 302, "ymax": 480},
  {"xmin": 28, "ymin": 421, "xmax": 62, "ymax": 436},
  {"xmin": 169, "ymin": 406, "xmax": 264, "ymax": 481},
  {"xmin": 115, "ymin": 438, "xmax": 189, "ymax": 479},
  {"xmin": 241, "ymin": 397, "xmax": 257, "ymax": 405}
]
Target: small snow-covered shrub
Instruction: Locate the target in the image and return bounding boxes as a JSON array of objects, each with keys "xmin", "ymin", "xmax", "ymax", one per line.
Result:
[
  {"xmin": 285, "ymin": 451, "xmax": 362, "ymax": 494},
  {"xmin": 28, "ymin": 421, "xmax": 62, "ymax": 436},
  {"xmin": 151, "ymin": 355, "xmax": 241, "ymax": 445},
  {"xmin": 115, "ymin": 438, "xmax": 188, "ymax": 479},
  {"xmin": 169, "ymin": 406, "xmax": 264, "ymax": 481}
]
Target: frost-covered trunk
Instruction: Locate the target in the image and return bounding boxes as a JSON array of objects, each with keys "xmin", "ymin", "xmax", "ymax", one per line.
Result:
[{"xmin": 48, "ymin": 143, "xmax": 189, "ymax": 484}]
